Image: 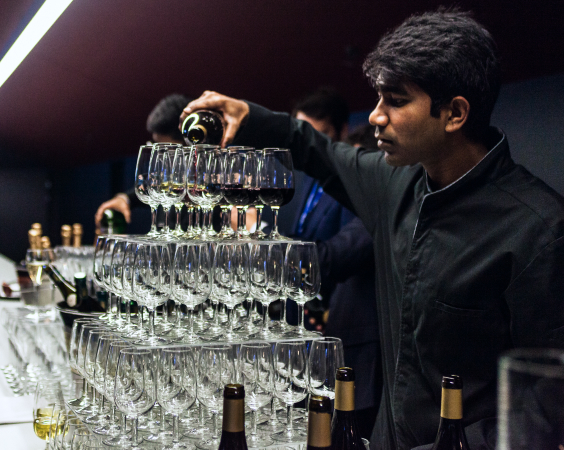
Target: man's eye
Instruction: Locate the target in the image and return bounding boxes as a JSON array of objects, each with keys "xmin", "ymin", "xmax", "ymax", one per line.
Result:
[{"xmin": 388, "ymin": 97, "xmax": 406, "ymax": 107}]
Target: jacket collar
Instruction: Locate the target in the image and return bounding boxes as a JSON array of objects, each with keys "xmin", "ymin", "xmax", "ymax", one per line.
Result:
[{"xmin": 416, "ymin": 127, "xmax": 513, "ymax": 207}]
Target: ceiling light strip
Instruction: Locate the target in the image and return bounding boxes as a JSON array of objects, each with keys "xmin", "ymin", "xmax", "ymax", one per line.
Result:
[{"xmin": 0, "ymin": 0, "xmax": 74, "ymax": 89}]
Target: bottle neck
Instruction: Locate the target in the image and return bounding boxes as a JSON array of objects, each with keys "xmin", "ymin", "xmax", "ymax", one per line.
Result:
[
  {"xmin": 307, "ymin": 410, "xmax": 332, "ymax": 449},
  {"xmin": 335, "ymin": 379, "xmax": 355, "ymax": 411},
  {"xmin": 222, "ymin": 398, "xmax": 245, "ymax": 433},
  {"xmin": 440, "ymin": 387, "xmax": 462, "ymax": 420}
]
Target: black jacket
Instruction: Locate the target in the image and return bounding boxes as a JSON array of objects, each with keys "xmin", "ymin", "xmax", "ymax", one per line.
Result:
[{"xmin": 234, "ymin": 102, "xmax": 564, "ymax": 450}]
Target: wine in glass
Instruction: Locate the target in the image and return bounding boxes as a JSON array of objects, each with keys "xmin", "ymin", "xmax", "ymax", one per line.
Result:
[{"xmin": 258, "ymin": 148, "xmax": 295, "ymax": 240}]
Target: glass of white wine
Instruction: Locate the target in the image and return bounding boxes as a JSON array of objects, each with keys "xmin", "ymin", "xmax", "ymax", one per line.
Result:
[{"xmin": 33, "ymin": 380, "xmax": 65, "ymax": 444}]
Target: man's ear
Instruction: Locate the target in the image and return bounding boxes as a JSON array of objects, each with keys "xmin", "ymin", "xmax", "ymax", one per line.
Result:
[{"xmin": 444, "ymin": 96, "xmax": 470, "ymax": 133}]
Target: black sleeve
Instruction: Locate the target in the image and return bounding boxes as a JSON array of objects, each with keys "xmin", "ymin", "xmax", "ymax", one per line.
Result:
[
  {"xmin": 233, "ymin": 102, "xmax": 395, "ymax": 234},
  {"xmin": 126, "ymin": 188, "xmax": 143, "ymax": 209}
]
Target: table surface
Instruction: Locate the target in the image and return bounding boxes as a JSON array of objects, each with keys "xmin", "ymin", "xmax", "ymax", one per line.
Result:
[{"xmin": 0, "ymin": 299, "xmax": 46, "ymax": 450}]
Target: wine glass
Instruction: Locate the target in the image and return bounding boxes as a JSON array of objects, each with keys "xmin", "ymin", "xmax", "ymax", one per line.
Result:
[
  {"xmin": 157, "ymin": 347, "xmax": 198, "ymax": 449},
  {"xmin": 33, "ymin": 379, "xmax": 64, "ymax": 444},
  {"xmin": 110, "ymin": 237, "xmax": 127, "ymax": 328},
  {"xmin": 258, "ymin": 148, "xmax": 295, "ymax": 240},
  {"xmin": 169, "ymin": 146, "xmax": 188, "ymax": 237},
  {"xmin": 100, "ymin": 341, "xmax": 133, "ymax": 445},
  {"xmin": 57, "ymin": 414, "xmax": 88, "ymax": 450},
  {"xmin": 68, "ymin": 318, "xmax": 95, "ymax": 409},
  {"xmin": 211, "ymin": 242, "xmax": 249, "ymax": 341},
  {"xmin": 102, "ymin": 236, "xmax": 120, "ymax": 323},
  {"xmin": 187, "ymin": 144, "xmax": 224, "ymax": 240},
  {"xmin": 114, "ymin": 348, "xmax": 156, "ymax": 450},
  {"xmin": 284, "ymin": 241, "xmax": 321, "ymax": 338},
  {"xmin": 249, "ymin": 241, "xmax": 285, "ymax": 339},
  {"xmin": 238, "ymin": 343, "xmax": 275, "ymax": 447},
  {"xmin": 134, "ymin": 144, "xmax": 159, "ymax": 236},
  {"xmin": 250, "ymin": 149, "xmax": 267, "ymax": 240},
  {"xmin": 93, "ymin": 235, "xmax": 113, "ymax": 321},
  {"xmin": 132, "ymin": 241, "xmax": 173, "ymax": 345},
  {"xmin": 150, "ymin": 143, "xmax": 182, "ymax": 239},
  {"xmin": 308, "ymin": 337, "xmax": 344, "ymax": 400},
  {"xmin": 272, "ymin": 341, "xmax": 309, "ymax": 442},
  {"xmin": 196, "ymin": 344, "xmax": 236, "ymax": 450},
  {"xmin": 224, "ymin": 146, "xmax": 256, "ymax": 239},
  {"xmin": 171, "ymin": 242, "xmax": 212, "ymax": 343}
]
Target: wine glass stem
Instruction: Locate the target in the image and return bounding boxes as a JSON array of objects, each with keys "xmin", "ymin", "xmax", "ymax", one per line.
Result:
[
  {"xmin": 262, "ymin": 302, "xmax": 269, "ymax": 332},
  {"xmin": 237, "ymin": 207, "xmax": 244, "ymax": 234},
  {"xmin": 251, "ymin": 409, "xmax": 258, "ymax": 436},
  {"xmin": 163, "ymin": 207, "xmax": 171, "ymax": 233},
  {"xmin": 132, "ymin": 417, "xmax": 139, "ymax": 445},
  {"xmin": 212, "ymin": 412, "xmax": 218, "ymax": 440},
  {"xmin": 125, "ymin": 298, "xmax": 131, "ymax": 325},
  {"xmin": 188, "ymin": 307, "xmax": 195, "ymax": 337},
  {"xmin": 148, "ymin": 308, "xmax": 156, "ymax": 338},
  {"xmin": 175, "ymin": 204, "xmax": 182, "ymax": 232},
  {"xmin": 172, "ymin": 415, "xmax": 180, "ymax": 443},
  {"xmin": 227, "ymin": 307, "xmax": 234, "ymax": 335},
  {"xmin": 286, "ymin": 405, "xmax": 293, "ymax": 432},
  {"xmin": 298, "ymin": 303, "xmax": 305, "ymax": 333},
  {"xmin": 280, "ymin": 297, "xmax": 287, "ymax": 327},
  {"xmin": 272, "ymin": 207, "xmax": 280, "ymax": 235},
  {"xmin": 150, "ymin": 205, "xmax": 158, "ymax": 233},
  {"xmin": 255, "ymin": 205, "xmax": 263, "ymax": 231},
  {"xmin": 247, "ymin": 298, "xmax": 254, "ymax": 326}
]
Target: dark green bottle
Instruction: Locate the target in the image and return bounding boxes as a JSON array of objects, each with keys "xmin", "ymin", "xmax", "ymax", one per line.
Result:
[
  {"xmin": 181, "ymin": 110, "xmax": 225, "ymax": 145},
  {"xmin": 101, "ymin": 209, "xmax": 127, "ymax": 234}
]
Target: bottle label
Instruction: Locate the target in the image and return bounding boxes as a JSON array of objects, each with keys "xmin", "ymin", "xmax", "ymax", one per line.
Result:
[
  {"xmin": 335, "ymin": 380, "xmax": 355, "ymax": 411},
  {"xmin": 440, "ymin": 388, "xmax": 463, "ymax": 419},
  {"xmin": 66, "ymin": 294, "xmax": 77, "ymax": 307},
  {"xmin": 307, "ymin": 411, "xmax": 332, "ymax": 447},
  {"xmin": 222, "ymin": 398, "xmax": 244, "ymax": 432}
]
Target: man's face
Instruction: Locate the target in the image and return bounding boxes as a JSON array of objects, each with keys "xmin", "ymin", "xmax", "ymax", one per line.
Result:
[
  {"xmin": 369, "ymin": 81, "xmax": 448, "ymax": 167},
  {"xmin": 295, "ymin": 111, "xmax": 338, "ymax": 141}
]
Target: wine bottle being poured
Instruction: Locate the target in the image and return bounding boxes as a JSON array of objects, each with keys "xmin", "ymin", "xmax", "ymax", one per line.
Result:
[{"xmin": 181, "ymin": 110, "xmax": 225, "ymax": 145}]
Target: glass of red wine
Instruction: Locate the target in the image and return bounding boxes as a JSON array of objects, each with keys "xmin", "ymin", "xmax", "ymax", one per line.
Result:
[
  {"xmin": 223, "ymin": 146, "xmax": 257, "ymax": 239},
  {"xmin": 258, "ymin": 148, "xmax": 295, "ymax": 240}
]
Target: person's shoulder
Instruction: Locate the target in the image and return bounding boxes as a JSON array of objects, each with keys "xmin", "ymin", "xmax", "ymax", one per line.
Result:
[{"xmin": 495, "ymin": 164, "xmax": 564, "ymax": 238}]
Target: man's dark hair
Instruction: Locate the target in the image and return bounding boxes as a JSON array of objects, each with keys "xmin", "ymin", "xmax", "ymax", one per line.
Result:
[
  {"xmin": 146, "ymin": 93, "xmax": 192, "ymax": 141},
  {"xmin": 363, "ymin": 9, "xmax": 501, "ymax": 142},
  {"xmin": 292, "ymin": 87, "xmax": 350, "ymax": 137}
]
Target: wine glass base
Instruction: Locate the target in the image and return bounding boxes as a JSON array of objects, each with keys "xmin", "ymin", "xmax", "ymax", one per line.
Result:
[
  {"xmin": 257, "ymin": 419, "xmax": 287, "ymax": 433},
  {"xmin": 134, "ymin": 335, "xmax": 173, "ymax": 346},
  {"xmin": 144, "ymin": 430, "xmax": 174, "ymax": 444},
  {"xmin": 246, "ymin": 433, "xmax": 274, "ymax": 448},
  {"xmin": 195, "ymin": 437, "xmax": 221, "ymax": 450},
  {"xmin": 271, "ymin": 427, "xmax": 307, "ymax": 442}
]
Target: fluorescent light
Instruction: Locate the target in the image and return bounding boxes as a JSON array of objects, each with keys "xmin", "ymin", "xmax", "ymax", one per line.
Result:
[{"xmin": 0, "ymin": 0, "xmax": 74, "ymax": 89}]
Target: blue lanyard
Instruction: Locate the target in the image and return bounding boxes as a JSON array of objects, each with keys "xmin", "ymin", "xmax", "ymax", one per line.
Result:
[{"xmin": 297, "ymin": 182, "xmax": 324, "ymax": 236}]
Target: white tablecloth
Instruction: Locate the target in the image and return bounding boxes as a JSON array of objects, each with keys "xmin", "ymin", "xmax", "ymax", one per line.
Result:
[{"xmin": 0, "ymin": 299, "xmax": 46, "ymax": 450}]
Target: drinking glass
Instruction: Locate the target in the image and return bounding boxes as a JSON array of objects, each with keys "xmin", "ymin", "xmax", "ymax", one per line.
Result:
[
  {"xmin": 169, "ymin": 146, "xmax": 188, "ymax": 237},
  {"xmin": 171, "ymin": 242, "xmax": 212, "ymax": 342},
  {"xmin": 196, "ymin": 344, "xmax": 236, "ymax": 450},
  {"xmin": 102, "ymin": 236, "xmax": 120, "ymax": 323},
  {"xmin": 249, "ymin": 241, "xmax": 285, "ymax": 339},
  {"xmin": 211, "ymin": 242, "xmax": 249, "ymax": 341},
  {"xmin": 68, "ymin": 318, "xmax": 95, "ymax": 409},
  {"xmin": 93, "ymin": 235, "xmax": 112, "ymax": 321},
  {"xmin": 120, "ymin": 239, "xmax": 141, "ymax": 334},
  {"xmin": 224, "ymin": 146, "xmax": 256, "ymax": 239},
  {"xmin": 272, "ymin": 341, "xmax": 309, "ymax": 442},
  {"xmin": 114, "ymin": 348, "xmax": 156, "ymax": 450},
  {"xmin": 250, "ymin": 149, "xmax": 267, "ymax": 240},
  {"xmin": 58, "ymin": 414, "xmax": 87, "ymax": 450},
  {"xmin": 150, "ymin": 143, "xmax": 182, "ymax": 238},
  {"xmin": 132, "ymin": 241, "xmax": 173, "ymax": 345},
  {"xmin": 258, "ymin": 148, "xmax": 295, "ymax": 240},
  {"xmin": 71, "ymin": 428, "xmax": 94, "ymax": 449},
  {"xmin": 134, "ymin": 144, "xmax": 159, "ymax": 236},
  {"xmin": 498, "ymin": 348, "xmax": 564, "ymax": 450},
  {"xmin": 33, "ymin": 380, "xmax": 65, "ymax": 444},
  {"xmin": 308, "ymin": 337, "xmax": 344, "ymax": 400},
  {"xmin": 238, "ymin": 343, "xmax": 275, "ymax": 447},
  {"xmin": 157, "ymin": 347, "xmax": 198, "ymax": 449},
  {"xmin": 110, "ymin": 237, "xmax": 127, "ymax": 327},
  {"xmin": 100, "ymin": 341, "xmax": 132, "ymax": 444},
  {"xmin": 284, "ymin": 242, "xmax": 321, "ymax": 338},
  {"xmin": 187, "ymin": 144, "xmax": 224, "ymax": 240}
]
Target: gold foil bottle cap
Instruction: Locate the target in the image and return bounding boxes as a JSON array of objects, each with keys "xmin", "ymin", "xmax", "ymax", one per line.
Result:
[
  {"xmin": 72, "ymin": 223, "xmax": 83, "ymax": 248},
  {"xmin": 28, "ymin": 229, "xmax": 41, "ymax": 250},
  {"xmin": 31, "ymin": 223, "xmax": 42, "ymax": 235},
  {"xmin": 41, "ymin": 236, "xmax": 51, "ymax": 249},
  {"xmin": 61, "ymin": 225, "xmax": 72, "ymax": 246}
]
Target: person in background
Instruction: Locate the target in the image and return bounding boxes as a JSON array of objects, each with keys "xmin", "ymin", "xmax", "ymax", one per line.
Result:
[
  {"xmin": 284, "ymin": 87, "xmax": 381, "ymax": 438},
  {"xmin": 94, "ymin": 93, "xmax": 190, "ymax": 227},
  {"xmin": 179, "ymin": 9, "xmax": 564, "ymax": 449},
  {"xmin": 347, "ymin": 123, "xmax": 379, "ymax": 149}
]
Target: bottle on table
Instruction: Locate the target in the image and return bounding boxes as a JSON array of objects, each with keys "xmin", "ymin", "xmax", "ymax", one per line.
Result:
[
  {"xmin": 72, "ymin": 223, "xmax": 83, "ymax": 247},
  {"xmin": 181, "ymin": 109, "xmax": 225, "ymax": 145},
  {"xmin": 430, "ymin": 375, "xmax": 471, "ymax": 450},
  {"xmin": 218, "ymin": 384, "xmax": 248, "ymax": 450},
  {"xmin": 100, "ymin": 209, "xmax": 127, "ymax": 234},
  {"xmin": 61, "ymin": 224, "xmax": 72, "ymax": 246},
  {"xmin": 332, "ymin": 367, "xmax": 365, "ymax": 450},
  {"xmin": 308, "ymin": 395, "xmax": 333, "ymax": 450}
]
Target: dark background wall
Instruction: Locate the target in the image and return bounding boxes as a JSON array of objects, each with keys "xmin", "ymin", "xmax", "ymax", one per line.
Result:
[{"xmin": 0, "ymin": 72, "xmax": 563, "ymax": 265}]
